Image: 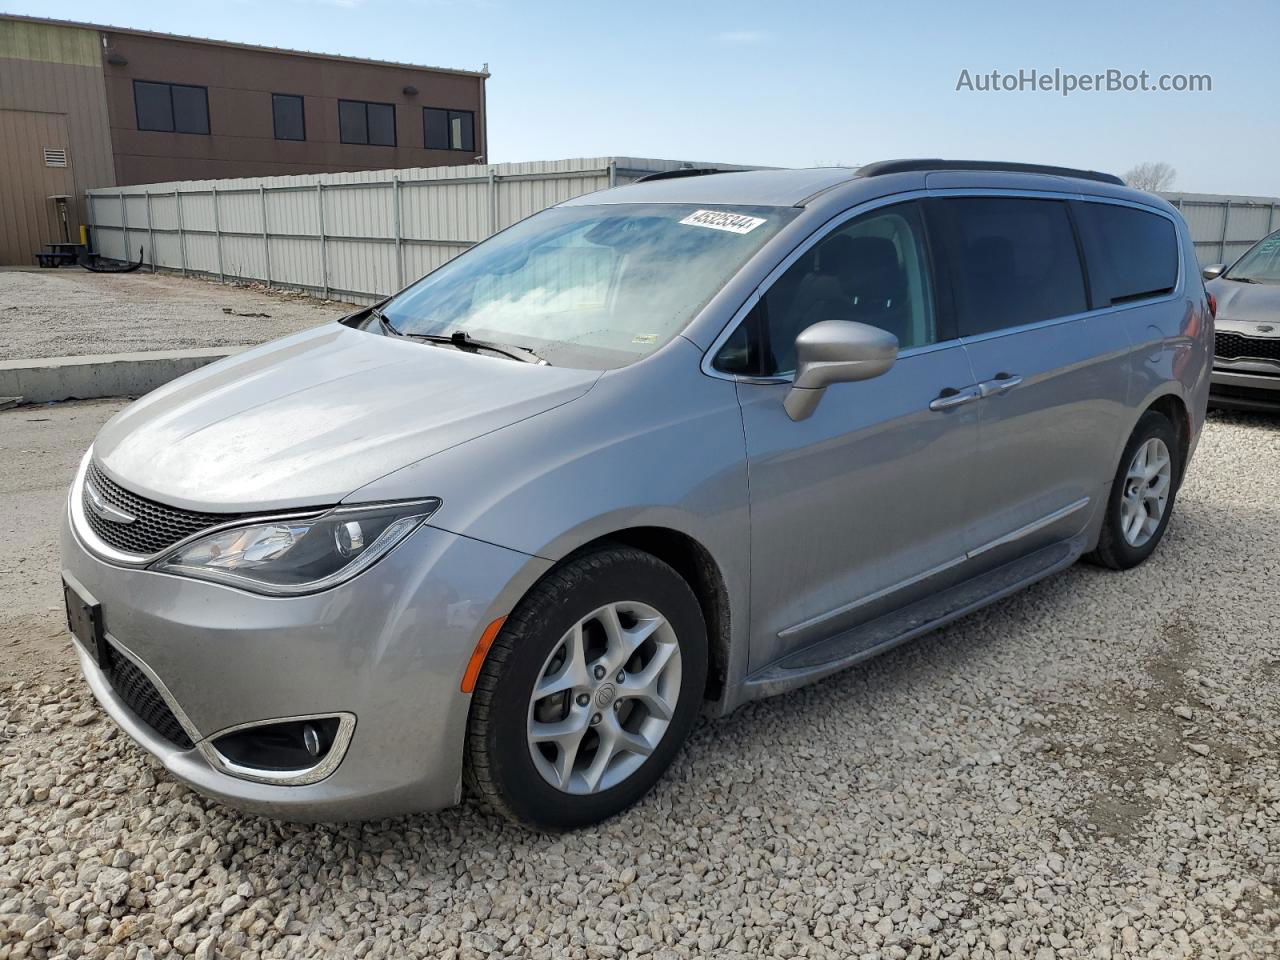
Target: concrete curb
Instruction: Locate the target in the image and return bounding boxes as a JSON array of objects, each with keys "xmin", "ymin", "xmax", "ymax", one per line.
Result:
[{"xmin": 0, "ymin": 347, "xmax": 247, "ymax": 404}]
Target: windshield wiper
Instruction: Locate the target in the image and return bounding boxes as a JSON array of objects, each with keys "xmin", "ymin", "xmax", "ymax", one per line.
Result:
[
  {"xmin": 371, "ymin": 306, "xmax": 400, "ymax": 334},
  {"xmin": 373, "ymin": 310, "xmax": 548, "ymax": 365},
  {"xmin": 1227, "ymin": 275, "xmax": 1261, "ymax": 284},
  {"xmin": 409, "ymin": 330, "xmax": 550, "ymax": 365}
]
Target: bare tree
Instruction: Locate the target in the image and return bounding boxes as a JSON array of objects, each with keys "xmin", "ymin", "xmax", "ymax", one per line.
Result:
[{"xmin": 1124, "ymin": 161, "xmax": 1177, "ymax": 192}]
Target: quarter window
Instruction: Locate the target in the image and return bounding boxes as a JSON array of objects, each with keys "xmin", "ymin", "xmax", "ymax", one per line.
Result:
[
  {"xmin": 134, "ymin": 80, "xmax": 209, "ymax": 134},
  {"xmin": 716, "ymin": 201, "xmax": 938, "ymax": 376},
  {"xmin": 1073, "ymin": 201, "xmax": 1178, "ymax": 305},
  {"xmin": 928, "ymin": 197, "xmax": 1087, "ymax": 337},
  {"xmin": 338, "ymin": 99, "xmax": 396, "ymax": 146},
  {"xmin": 272, "ymin": 94, "xmax": 305, "ymax": 141},
  {"xmin": 424, "ymin": 107, "xmax": 475, "ymax": 151}
]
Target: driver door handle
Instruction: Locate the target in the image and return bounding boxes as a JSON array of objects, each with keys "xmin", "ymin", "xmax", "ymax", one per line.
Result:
[
  {"xmin": 929, "ymin": 385, "xmax": 983, "ymax": 411},
  {"xmin": 978, "ymin": 373, "xmax": 1023, "ymax": 397}
]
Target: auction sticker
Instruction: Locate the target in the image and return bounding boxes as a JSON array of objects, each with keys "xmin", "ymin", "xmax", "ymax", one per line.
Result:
[{"xmin": 679, "ymin": 209, "xmax": 767, "ymax": 235}]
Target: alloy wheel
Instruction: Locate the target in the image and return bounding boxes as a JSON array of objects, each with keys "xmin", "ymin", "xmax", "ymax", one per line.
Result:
[
  {"xmin": 1120, "ymin": 437, "xmax": 1172, "ymax": 547},
  {"xmin": 526, "ymin": 601, "xmax": 681, "ymax": 795}
]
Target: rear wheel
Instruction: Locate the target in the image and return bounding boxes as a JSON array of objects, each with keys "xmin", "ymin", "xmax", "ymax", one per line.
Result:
[
  {"xmin": 1086, "ymin": 410, "xmax": 1180, "ymax": 570},
  {"xmin": 464, "ymin": 546, "xmax": 707, "ymax": 830}
]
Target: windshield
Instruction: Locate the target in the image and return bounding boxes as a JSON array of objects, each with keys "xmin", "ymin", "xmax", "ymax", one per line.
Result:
[
  {"xmin": 380, "ymin": 202, "xmax": 797, "ymax": 368},
  {"xmin": 1226, "ymin": 229, "xmax": 1280, "ymax": 284}
]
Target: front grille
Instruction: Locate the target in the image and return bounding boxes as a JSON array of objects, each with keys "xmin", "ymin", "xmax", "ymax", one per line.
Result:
[
  {"xmin": 102, "ymin": 651, "xmax": 194, "ymax": 750},
  {"xmin": 83, "ymin": 460, "xmax": 247, "ymax": 556},
  {"xmin": 1215, "ymin": 331, "xmax": 1280, "ymax": 363}
]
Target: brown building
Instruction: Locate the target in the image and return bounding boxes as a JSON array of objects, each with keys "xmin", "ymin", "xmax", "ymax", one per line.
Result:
[{"xmin": 0, "ymin": 14, "xmax": 489, "ymax": 264}]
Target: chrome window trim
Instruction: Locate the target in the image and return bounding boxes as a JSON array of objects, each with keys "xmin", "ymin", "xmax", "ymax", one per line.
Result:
[
  {"xmin": 701, "ymin": 188, "xmax": 1187, "ymax": 383},
  {"xmin": 200, "ymin": 712, "xmax": 357, "ymax": 786}
]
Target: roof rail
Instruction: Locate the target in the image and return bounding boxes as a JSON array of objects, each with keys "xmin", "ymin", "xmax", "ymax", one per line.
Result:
[
  {"xmin": 634, "ymin": 167, "xmax": 738, "ymax": 183},
  {"xmin": 857, "ymin": 159, "xmax": 1125, "ymax": 186}
]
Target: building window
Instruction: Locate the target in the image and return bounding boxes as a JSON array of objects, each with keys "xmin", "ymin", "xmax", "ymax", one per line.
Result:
[
  {"xmin": 134, "ymin": 80, "xmax": 209, "ymax": 134},
  {"xmin": 272, "ymin": 94, "xmax": 306, "ymax": 141},
  {"xmin": 338, "ymin": 99, "xmax": 396, "ymax": 146},
  {"xmin": 424, "ymin": 107, "xmax": 475, "ymax": 151}
]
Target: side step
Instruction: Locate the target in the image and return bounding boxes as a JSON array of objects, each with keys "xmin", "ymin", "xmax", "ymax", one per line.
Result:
[{"xmin": 742, "ymin": 536, "xmax": 1083, "ymax": 700}]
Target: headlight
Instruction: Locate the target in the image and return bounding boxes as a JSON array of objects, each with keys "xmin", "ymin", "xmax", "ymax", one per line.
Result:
[{"xmin": 152, "ymin": 499, "xmax": 440, "ymax": 596}]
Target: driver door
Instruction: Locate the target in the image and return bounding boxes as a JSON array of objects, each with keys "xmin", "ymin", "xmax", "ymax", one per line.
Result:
[{"xmin": 720, "ymin": 201, "xmax": 983, "ymax": 670}]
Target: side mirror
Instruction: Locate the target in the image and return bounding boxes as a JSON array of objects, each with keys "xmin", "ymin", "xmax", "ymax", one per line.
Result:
[
  {"xmin": 1202, "ymin": 263, "xmax": 1226, "ymax": 281},
  {"xmin": 784, "ymin": 320, "xmax": 899, "ymax": 421}
]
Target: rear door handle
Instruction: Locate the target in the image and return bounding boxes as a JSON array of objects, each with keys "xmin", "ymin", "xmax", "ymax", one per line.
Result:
[
  {"xmin": 978, "ymin": 373, "xmax": 1023, "ymax": 397},
  {"xmin": 929, "ymin": 386, "xmax": 982, "ymax": 411}
]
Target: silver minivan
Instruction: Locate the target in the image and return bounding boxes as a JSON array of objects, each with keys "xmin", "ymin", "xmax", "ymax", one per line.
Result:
[{"xmin": 61, "ymin": 161, "xmax": 1212, "ymax": 829}]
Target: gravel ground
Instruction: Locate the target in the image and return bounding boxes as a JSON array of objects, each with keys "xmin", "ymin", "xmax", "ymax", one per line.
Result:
[
  {"xmin": 0, "ymin": 404, "xmax": 1277, "ymax": 960},
  {"xmin": 0, "ymin": 270, "xmax": 353, "ymax": 362}
]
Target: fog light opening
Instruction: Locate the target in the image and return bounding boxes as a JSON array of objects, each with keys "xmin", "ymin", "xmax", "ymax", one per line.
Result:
[
  {"xmin": 212, "ymin": 716, "xmax": 342, "ymax": 772},
  {"xmin": 302, "ymin": 722, "xmax": 324, "ymax": 758}
]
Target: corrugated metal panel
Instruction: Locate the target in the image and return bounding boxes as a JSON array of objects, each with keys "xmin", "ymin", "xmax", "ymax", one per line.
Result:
[
  {"xmin": 1162, "ymin": 191, "xmax": 1280, "ymax": 266},
  {"xmin": 84, "ymin": 165, "xmax": 1280, "ymax": 293},
  {"xmin": 86, "ymin": 157, "xmax": 754, "ymax": 301},
  {"xmin": 0, "ymin": 19, "xmax": 100, "ymax": 67}
]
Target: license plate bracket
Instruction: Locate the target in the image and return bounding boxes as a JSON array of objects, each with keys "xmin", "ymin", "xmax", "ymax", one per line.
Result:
[{"xmin": 63, "ymin": 575, "xmax": 110, "ymax": 668}]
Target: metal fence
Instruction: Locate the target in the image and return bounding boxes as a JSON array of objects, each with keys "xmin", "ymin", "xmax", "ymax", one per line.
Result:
[
  {"xmin": 85, "ymin": 157, "xmax": 751, "ymax": 304},
  {"xmin": 1161, "ymin": 191, "xmax": 1280, "ymax": 267},
  {"xmin": 86, "ymin": 165, "xmax": 1279, "ymax": 300}
]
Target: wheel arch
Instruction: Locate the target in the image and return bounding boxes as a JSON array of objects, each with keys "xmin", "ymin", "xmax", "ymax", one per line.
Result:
[
  {"xmin": 1142, "ymin": 391, "xmax": 1192, "ymax": 483},
  {"xmin": 554, "ymin": 526, "xmax": 733, "ymax": 706}
]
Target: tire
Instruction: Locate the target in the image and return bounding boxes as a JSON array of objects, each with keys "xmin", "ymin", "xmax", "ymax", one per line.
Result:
[
  {"xmin": 464, "ymin": 545, "xmax": 707, "ymax": 831},
  {"xmin": 1085, "ymin": 410, "xmax": 1181, "ymax": 570}
]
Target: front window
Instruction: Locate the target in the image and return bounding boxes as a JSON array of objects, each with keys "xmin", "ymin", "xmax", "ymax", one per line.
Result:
[
  {"xmin": 716, "ymin": 201, "xmax": 939, "ymax": 377},
  {"xmin": 1226, "ymin": 230, "xmax": 1280, "ymax": 284},
  {"xmin": 380, "ymin": 203, "xmax": 797, "ymax": 369}
]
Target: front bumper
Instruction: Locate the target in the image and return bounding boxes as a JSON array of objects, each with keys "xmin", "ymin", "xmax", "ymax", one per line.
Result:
[
  {"xmin": 61, "ymin": 494, "xmax": 549, "ymax": 821},
  {"xmin": 1210, "ymin": 366, "xmax": 1280, "ymax": 411}
]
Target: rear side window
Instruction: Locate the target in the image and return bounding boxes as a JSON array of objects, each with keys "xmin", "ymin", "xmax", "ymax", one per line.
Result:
[
  {"xmin": 1073, "ymin": 202, "xmax": 1179, "ymax": 305},
  {"xmin": 928, "ymin": 197, "xmax": 1087, "ymax": 336}
]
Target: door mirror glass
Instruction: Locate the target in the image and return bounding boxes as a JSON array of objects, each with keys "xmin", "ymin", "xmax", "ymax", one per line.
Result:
[
  {"xmin": 784, "ymin": 320, "xmax": 898, "ymax": 420},
  {"xmin": 1202, "ymin": 263, "xmax": 1226, "ymax": 281}
]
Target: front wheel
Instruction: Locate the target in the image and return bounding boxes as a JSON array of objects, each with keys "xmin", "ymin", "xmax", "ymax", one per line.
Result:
[
  {"xmin": 1086, "ymin": 410, "xmax": 1180, "ymax": 570},
  {"xmin": 464, "ymin": 546, "xmax": 707, "ymax": 830}
]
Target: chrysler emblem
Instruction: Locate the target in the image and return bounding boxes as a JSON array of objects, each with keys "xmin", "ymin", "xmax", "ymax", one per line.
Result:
[{"xmin": 85, "ymin": 479, "xmax": 136, "ymax": 525}]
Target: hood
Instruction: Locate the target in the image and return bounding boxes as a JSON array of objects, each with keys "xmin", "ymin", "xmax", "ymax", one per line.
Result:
[
  {"xmin": 1207, "ymin": 277, "xmax": 1280, "ymax": 324},
  {"xmin": 93, "ymin": 324, "xmax": 601, "ymax": 511}
]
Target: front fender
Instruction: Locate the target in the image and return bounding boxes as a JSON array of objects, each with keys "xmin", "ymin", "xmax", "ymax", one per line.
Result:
[{"xmin": 346, "ymin": 340, "xmax": 754, "ymax": 713}]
